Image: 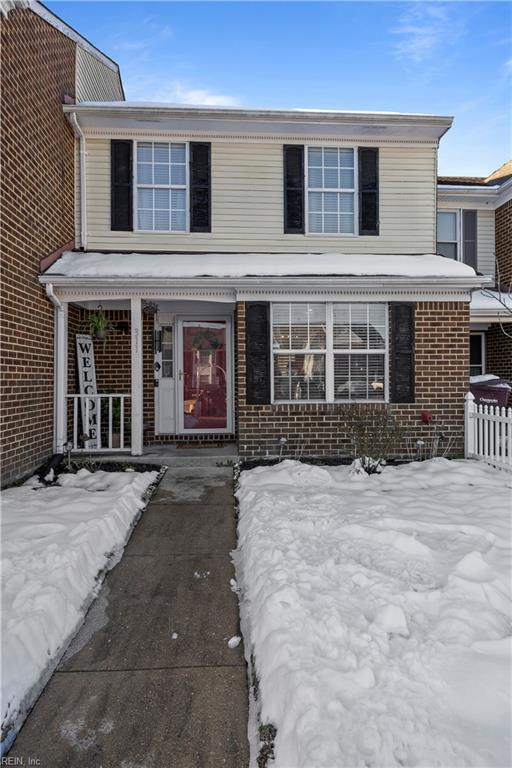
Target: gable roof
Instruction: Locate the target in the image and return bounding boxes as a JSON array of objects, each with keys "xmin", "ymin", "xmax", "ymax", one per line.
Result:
[{"xmin": 438, "ymin": 160, "xmax": 512, "ymax": 188}]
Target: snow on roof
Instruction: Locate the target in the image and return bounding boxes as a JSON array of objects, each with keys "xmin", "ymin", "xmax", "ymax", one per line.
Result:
[
  {"xmin": 470, "ymin": 290, "xmax": 512, "ymax": 312},
  {"xmin": 71, "ymin": 102, "xmax": 447, "ymax": 119},
  {"xmin": 45, "ymin": 252, "xmax": 477, "ymax": 280}
]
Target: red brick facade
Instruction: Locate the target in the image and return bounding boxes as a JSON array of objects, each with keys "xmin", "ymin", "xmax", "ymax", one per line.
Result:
[
  {"xmin": 486, "ymin": 324, "xmax": 512, "ymax": 383},
  {"xmin": 495, "ymin": 199, "xmax": 512, "ymax": 287},
  {"xmin": 235, "ymin": 301, "xmax": 469, "ymax": 459},
  {"xmin": 1, "ymin": 9, "xmax": 76, "ymax": 486}
]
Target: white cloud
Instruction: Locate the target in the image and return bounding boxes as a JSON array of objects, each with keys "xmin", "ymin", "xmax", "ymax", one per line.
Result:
[
  {"xmin": 392, "ymin": 3, "xmax": 464, "ymax": 64},
  {"xmin": 124, "ymin": 76, "xmax": 239, "ymax": 107}
]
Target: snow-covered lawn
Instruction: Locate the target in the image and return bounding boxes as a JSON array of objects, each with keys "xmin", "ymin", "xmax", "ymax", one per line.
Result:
[
  {"xmin": 235, "ymin": 459, "xmax": 511, "ymax": 768},
  {"xmin": 1, "ymin": 468, "xmax": 158, "ymax": 752}
]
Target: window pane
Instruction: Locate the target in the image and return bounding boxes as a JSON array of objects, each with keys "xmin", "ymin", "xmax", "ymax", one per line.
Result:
[
  {"xmin": 138, "ymin": 209, "xmax": 153, "ymax": 230},
  {"xmin": 308, "ymin": 167, "xmax": 323, "ymax": 187},
  {"xmin": 308, "ymin": 212, "xmax": 322, "ymax": 233},
  {"xmin": 339, "ymin": 148, "xmax": 354, "ymax": 167},
  {"xmin": 437, "ymin": 242, "xmax": 457, "ymax": 260},
  {"xmin": 339, "ymin": 215, "xmax": 354, "ymax": 234},
  {"xmin": 138, "ymin": 188, "xmax": 153, "ymax": 208},
  {"xmin": 340, "ymin": 168, "xmax": 354, "ymax": 188},
  {"xmin": 309, "ymin": 191, "xmax": 322, "ymax": 212},
  {"xmin": 155, "ymin": 210, "xmax": 170, "ymax": 230},
  {"xmin": 137, "ymin": 163, "xmax": 152, "ymax": 184},
  {"xmin": 137, "ymin": 143, "xmax": 152, "ymax": 163},
  {"xmin": 339, "ymin": 193, "xmax": 354, "ymax": 213},
  {"xmin": 438, "ymin": 212, "xmax": 457, "ymax": 241},
  {"xmin": 470, "ymin": 334, "xmax": 483, "ymax": 368},
  {"xmin": 154, "ymin": 164, "xmax": 170, "ymax": 185},
  {"xmin": 308, "ymin": 147, "xmax": 322, "ymax": 166},
  {"xmin": 323, "ymin": 192, "xmax": 338, "ymax": 213},
  {"xmin": 171, "ymin": 164, "xmax": 186, "ymax": 185},
  {"xmin": 323, "ymin": 148, "xmax": 338, "ymax": 167},
  {"xmin": 154, "ymin": 188, "xmax": 170, "ymax": 208},
  {"xmin": 324, "ymin": 214, "xmax": 338, "ymax": 233},
  {"xmin": 324, "ymin": 168, "xmax": 338, "ymax": 188},
  {"xmin": 171, "ymin": 189, "xmax": 186, "ymax": 210},
  {"xmin": 171, "ymin": 209, "xmax": 186, "ymax": 231},
  {"xmin": 154, "ymin": 143, "xmax": 169, "ymax": 163},
  {"xmin": 368, "ymin": 355, "xmax": 385, "ymax": 399},
  {"xmin": 272, "ymin": 303, "xmax": 326, "ymax": 351},
  {"xmin": 273, "ymin": 354, "xmax": 325, "ymax": 401},
  {"xmin": 171, "ymin": 143, "xmax": 186, "ymax": 163}
]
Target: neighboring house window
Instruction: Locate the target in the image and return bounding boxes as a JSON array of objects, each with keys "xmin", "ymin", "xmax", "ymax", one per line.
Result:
[
  {"xmin": 470, "ymin": 332, "xmax": 485, "ymax": 377},
  {"xmin": 437, "ymin": 211, "xmax": 458, "ymax": 260},
  {"xmin": 136, "ymin": 142, "xmax": 187, "ymax": 231},
  {"xmin": 437, "ymin": 210, "xmax": 478, "ymax": 268},
  {"xmin": 271, "ymin": 302, "xmax": 387, "ymax": 402},
  {"xmin": 307, "ymin": 148, "xmax": 355, "ymax": 234}
]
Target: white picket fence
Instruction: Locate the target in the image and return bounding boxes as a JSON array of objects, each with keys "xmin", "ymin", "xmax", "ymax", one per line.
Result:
[{"xmin": 465, "ymin": 392, "xmax": 512, "ymax": 471}]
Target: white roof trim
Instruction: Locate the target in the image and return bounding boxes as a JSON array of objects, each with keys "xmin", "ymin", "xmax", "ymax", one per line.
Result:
[
  {"xmin": 438, "ymin": 177, "xmax": 512, "ymax": 208},
  {"xmin": 3, "ymin": 1, "xmax": 120, "ymax": 72}
]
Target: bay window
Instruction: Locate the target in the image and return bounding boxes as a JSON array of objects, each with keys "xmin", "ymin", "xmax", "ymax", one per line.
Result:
[
  {"xmin": 307, "ymin": 148, "xmax": 356, "ymax": 234},
  {"xmin": 272, "ymin": 302, "xmax": 387, "ymax": 402},
  {"xmin": 136, "ymin": 142, "xmax": 187, "ymax": 232}
]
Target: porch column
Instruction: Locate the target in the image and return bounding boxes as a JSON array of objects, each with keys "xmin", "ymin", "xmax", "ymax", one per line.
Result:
[
  {"xmin": 54, "ymin": 300, "xmax": 68, "ymax": 454},
  {"xmin": 130, "ymin": 297, "xmax": 143, "ymax": 455}
]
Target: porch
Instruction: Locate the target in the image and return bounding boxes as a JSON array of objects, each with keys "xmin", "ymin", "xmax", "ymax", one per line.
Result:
[{"xmin": 50, "ymin": 294, "xmax": 237, "ymax": 457}]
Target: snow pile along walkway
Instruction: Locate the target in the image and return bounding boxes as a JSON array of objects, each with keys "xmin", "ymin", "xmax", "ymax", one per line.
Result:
[
  {"xmin": 235, "ymin": 459, "xmax": 511, "ymax": 767},
  {"xmin": 1, "ymin": 468, "xmax": 158, "ymax": 751}
]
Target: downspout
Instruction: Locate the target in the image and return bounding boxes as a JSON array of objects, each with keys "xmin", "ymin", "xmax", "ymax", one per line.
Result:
[
  {"xmin": 69, "ymin": 112, "xmax": 87, "ymax": 251},
  {"xmin": 46, "ymin": 284, "xmax": 67, "ymax": 453}
]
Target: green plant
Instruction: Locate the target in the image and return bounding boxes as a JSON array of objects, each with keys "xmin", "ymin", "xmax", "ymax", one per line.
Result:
[
  {"xmin": 88, "ymin": 311, "xmax": 113, "ymax": 341},
  {"xmin": 346, "ymin": 404, "xmax": 404, "ymax": 474}
]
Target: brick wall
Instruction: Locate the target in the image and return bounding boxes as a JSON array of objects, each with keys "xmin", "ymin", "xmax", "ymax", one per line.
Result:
[
  {"xmin": 486, "ymin": 324, "xmax": 512, "ymax": 383},
  {"xmin": 236, "ymin": 301, "xmax": 469, "ymax": 460},
  {"xmin": 495, "ymin": 199, "xmax": 512, "ymax": 287},
  {"xmin": 0, "ymin": 8, "xmax": 76, "ymax": 486}
]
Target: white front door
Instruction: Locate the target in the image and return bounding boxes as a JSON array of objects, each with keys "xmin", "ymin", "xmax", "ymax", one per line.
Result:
[
  {"xmin": 176, "ymin": 317, "xmax": 233, "ymax": 434},
  {"xmin": 154, "ymin": 323, "xmax": 176, "ymax": 434}
]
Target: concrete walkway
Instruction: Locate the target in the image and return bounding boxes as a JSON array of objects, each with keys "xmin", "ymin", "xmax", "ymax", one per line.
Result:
[{"xmin": 10, "ymin": 465, "xmax": 249, "ymax": 767}]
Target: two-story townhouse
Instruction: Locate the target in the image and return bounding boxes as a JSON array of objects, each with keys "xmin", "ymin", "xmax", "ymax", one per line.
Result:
[
  {"xmin": 438, "ymin": 161, "xmax": 512, "ymax": 387},
  {"xmin": 0, "ymin": 1, "xmax": 124, "ymax": 486},
  {"xmin": 40, "ymin": 103, "xmax": 486, "ymax": 461}
]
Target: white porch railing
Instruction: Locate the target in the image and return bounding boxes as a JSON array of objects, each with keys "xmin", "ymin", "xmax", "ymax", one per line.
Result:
[
  {"xmin": 465, "ymin": 392, "xmax": 512, "ymax": 471},
  {"xmin": 67, "ymin": 394, "xmax": 131, "ymax": 452}
]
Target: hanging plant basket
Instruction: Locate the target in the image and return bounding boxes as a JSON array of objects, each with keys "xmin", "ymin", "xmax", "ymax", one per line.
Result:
[{"xmin": 88, "ymin": 307, "xmax": 113, "ymax": 345}]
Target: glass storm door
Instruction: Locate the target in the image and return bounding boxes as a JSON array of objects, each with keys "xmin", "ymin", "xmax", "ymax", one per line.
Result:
[{"xmin": 178, "ymin": 320, "xmax": 231, "ymax": 433}]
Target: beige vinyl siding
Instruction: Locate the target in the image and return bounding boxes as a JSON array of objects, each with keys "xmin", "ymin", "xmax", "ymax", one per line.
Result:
[
  {"xmin": 85, "ymin": 139, "xmax": 437, "ymax": 254},
  {"xmin": 476, "ymin": 209, "xmax": 495, "ymax": 277},
  {"xmin": 75, "ymin": 47, "xmax": 123, "ymax": 102}
]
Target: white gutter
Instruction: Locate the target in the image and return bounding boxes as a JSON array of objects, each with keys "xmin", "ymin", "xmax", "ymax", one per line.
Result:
[
  {"xmin": 69, "ymin": 112, "xmax": 87, "ymax": 250},
  {"xmin": 45, "ymin": 282, "xmax": 63, "ymax": 310}
]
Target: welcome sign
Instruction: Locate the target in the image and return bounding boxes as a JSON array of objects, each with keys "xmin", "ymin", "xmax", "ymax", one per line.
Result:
[{"xmin": 76, "ymin": 334, "xmax": 98, "ymax": 449}]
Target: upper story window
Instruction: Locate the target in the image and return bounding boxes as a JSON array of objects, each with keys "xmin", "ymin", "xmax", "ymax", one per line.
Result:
[
  {"xmin": 437, "ymin": 209, "xmax": 477, "ymax": 268},
  {"xmin": 307, "ymin": 148, "xmax": 356, "ymax": 234},
  {"xmin": 271, "ymin": 302, "xmax": 387, "ymax": 403},
  {"xmin": 136, "ymin": 142, "xmax": 187, "ymax": 232}
]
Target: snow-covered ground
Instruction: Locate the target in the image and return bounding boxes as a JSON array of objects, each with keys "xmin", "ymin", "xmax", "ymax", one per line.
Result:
[
  {"xmin": 1, "ymin": 468, "xmax": 158, "ymax": 752},
  {"xmin": 234, "ymin": 459, "xmax": 512, "ymax": 768}
]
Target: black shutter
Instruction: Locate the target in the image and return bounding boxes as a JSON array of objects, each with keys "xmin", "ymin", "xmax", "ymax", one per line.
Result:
[
  {"xmin": 245, "ymin": 303, "xmax": 271, "ymax": 405},
  {"xmin": 390, "ymin": 303, "xmax": 415, "ymax": 403},
  {"xmin": 462, "ymin": 210, "xmax": 477, "ymax": 270},
  {"xmin": 358, "ymin": 148, "xmax": 379, "ymax": 235},
  {"xmin": 283, "ymin": 145, "xmax": 304, "ymax": 234},
  {"xmin": 190, "ymin": 142, "xmax": 211, "ymax": 232},
  {"xmin": 111, "ymin": 140, "xmax": 133, "ymax": 231}
]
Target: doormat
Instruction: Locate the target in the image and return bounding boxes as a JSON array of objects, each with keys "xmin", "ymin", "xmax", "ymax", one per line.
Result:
[{"xmin": 176, "ymin": 441, "xmax": 226, "ymax": 449}]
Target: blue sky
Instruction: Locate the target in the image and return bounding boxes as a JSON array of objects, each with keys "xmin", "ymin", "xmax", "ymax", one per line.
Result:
[{"xmin": 48, "ymin": 1, "xmax": 511, "ymax": 175}]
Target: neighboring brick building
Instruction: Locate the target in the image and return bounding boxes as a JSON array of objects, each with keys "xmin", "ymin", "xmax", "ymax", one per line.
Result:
[
  {"xmin": 438, "ymin": 162, "xmax": 512, "ymax": 389},
  {"xmin": 0, "ymin": 1, "xmax": 123, "ymax": 486}
]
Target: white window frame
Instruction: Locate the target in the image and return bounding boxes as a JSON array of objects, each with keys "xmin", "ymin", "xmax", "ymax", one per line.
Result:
[
  {"xmin": 470, "ymin": 331, "xmax": 486, "ymax": 377},
  {"xmin": 437, "ymin": 209, "xmax": 461, "ymax": 262},
  {"xmin": 270, "ymin": 302, "xmax": 389, "ymax": 404},
  {"xmin": 305, "ymin": 145, "xmax": 359, "ymax": 236},
  {"xmin": 133, "ymin": 139, "xmax": 190, "ymax": 234}
]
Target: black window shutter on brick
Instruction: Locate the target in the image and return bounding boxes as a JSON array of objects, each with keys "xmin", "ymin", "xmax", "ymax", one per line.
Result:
[
  {"xmin": 189, "ymin": 142, "xmax": 211, "ymax": 232},
  {"xmin": 245, "ymin": 303, "xmax": 271, "ymax": 404},
  {"xmin": 390, "ymin": 303, "xmax": 415, "ymax": 403},
  {"xmin": 283, "ymin": 145, "xmax": 305, "ymax": 234},
  {"xmin": 462, "ymin": 210, "xmax": 477, "ymax": 270},
  {"xmin": 358, "ymin": 148, "xmax": 379, "ymax": 235},
  {"xmin": 111, "ymin": 140, "xmax": 133, "ymax": 231}
]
